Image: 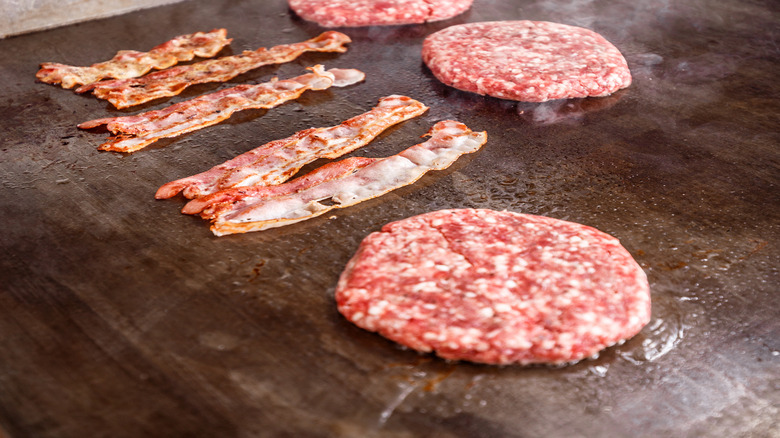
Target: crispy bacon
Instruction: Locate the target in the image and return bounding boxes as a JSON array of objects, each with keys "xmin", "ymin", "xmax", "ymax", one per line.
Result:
[
  {"xmin": 182, "ymin": 120, "xmax": 488, "ymax": 236},
  {"xmin": 77, "ymin": 31, "xmax": 352, "ymax": 108},
  {"xmin": 36, "ymin": 29, "xmax": 231, "ymax": 89},
  {"xmin": 78, "ymin": 65, "xmax": 365, "ymax": 153},
  {"xmin": 155, "ymin": 95, "xmax": 428, "ymax": 200}
]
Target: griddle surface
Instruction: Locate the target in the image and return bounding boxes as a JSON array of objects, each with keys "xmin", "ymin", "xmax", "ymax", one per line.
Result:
[{"xmin": 0, "ymin": 0, "xmax": 777, "ymax": 436}]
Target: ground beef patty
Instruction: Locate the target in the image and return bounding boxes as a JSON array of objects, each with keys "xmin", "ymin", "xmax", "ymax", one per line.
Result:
[
  {"xmin": 335, "ymin": 209, "xmax": 650, "ymax": 365},
  {"xmin": 288, "ymin": 0, "xmax": 473, "ymax": 27},
  {"xmin": 422, "ymin": 21, "xmax": 632, "ymax": 102}
]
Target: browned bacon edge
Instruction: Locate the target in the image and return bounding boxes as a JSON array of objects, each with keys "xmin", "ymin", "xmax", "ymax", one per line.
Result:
[
  {"xmin": 36, "ymin": 29, "xmax": 231, "ymax": 89},
  {"xmin": 76, "ymin": 31, "xmax": 352, "ymax": 109},
  {"xmin": 154, "ymin": 95, "xmax": 428, "ymax": 200},
  {"xmin": 77, "ymin": 65, "xmax": 365, "ymax": 153}
]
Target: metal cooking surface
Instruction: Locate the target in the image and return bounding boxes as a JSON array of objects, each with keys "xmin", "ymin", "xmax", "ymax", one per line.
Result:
[{"xmin": 1, "ymin": 0, "xmax": 777, "ymax": 436}]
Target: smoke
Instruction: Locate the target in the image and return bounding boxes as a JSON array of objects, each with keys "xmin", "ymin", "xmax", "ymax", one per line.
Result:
[{"xmin": 515, "ymin": 92, "xmax": 624, "ymax": 125}]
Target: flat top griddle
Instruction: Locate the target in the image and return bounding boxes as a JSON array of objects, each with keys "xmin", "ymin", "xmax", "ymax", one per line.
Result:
[{"xmin": 1, "ymin": 0, "xmax": 778, "ymax": 437}]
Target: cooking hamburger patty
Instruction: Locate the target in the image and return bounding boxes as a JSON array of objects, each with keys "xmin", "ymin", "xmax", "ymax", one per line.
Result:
[
  {"xmin": 422, "ymin": 21, "xmax": 632, "ymax": 102},
  {"xmin": 288, "ymin": 0, "xmax": 473, "ymax": 27},
  {"xmin": 335, "ymin": 209, "xmax": 651, "ymax": 365}
]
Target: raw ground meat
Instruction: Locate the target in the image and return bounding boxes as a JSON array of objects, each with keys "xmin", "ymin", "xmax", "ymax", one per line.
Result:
[
  {"xmin": 288, "ymin": 0, "xmax": 473, "ymax": 27},
  {"xmin": 335, "ymin": 209, "xmax": 651, "ymax": 365},
  {"xmin": 422, "ymin": 21, "xmax": 632, "ymax": 102}
]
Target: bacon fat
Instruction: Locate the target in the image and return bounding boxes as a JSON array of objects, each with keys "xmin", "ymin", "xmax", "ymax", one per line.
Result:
[
  {"xmin": 78, "ymin": 65, "xmax": 365, "ymax": 153},
  {"xmin": 183, "ymin": 120, "xmax": 487, "ymax": 236},
  {"xmin": 77, "ymin": 31, "xmax": 352, "ymax": 108},
  {"xmin": 155, "ymin": 95, "xmax": 428, "ymax": 200},
  {"xmin": 36, "ymin": 29, "xmax": 231, "ymax": 89}
]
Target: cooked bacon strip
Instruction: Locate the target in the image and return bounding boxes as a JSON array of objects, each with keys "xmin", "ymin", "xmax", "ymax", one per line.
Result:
[
  {"xmin": 155, "ymin": 95, "xmax": 428, "ymax": 200},
  {"xmin": 36, "ymin": 29, "xmax": 231, "ymax": 89},
  {"xmin": 77, "ymin": 31, "xmax": 352, "ymax": 108},
  {"xmin": 78, "ymin": 66, "xmax": 365, "ymax": 153},
  {"xmin": 183, "ymin": 120, "xmax": 487, "ymax": 236}
]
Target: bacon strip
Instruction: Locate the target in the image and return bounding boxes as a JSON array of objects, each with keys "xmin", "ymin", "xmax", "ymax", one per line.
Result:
[
  {"xmin": 78, "ymin": 65, "xmax": 365, "ymax": 153},
  {"xmin": 36, "ymin": 29, "xmax": 231, "ymax": 89},
  {"xmin": 183, "ymin": 120, "xmax": 488, "ymax": 236},
  {"xmin": 77, "ymin": 31, "xmax": 352, "ymax": 108},
  {"xmin": 155, "ymin": 95, "xmax": 428, "ymax": 200},
  {"xmin": 182, "ymin": 157, "xmax": 379, "ymax": 218}
]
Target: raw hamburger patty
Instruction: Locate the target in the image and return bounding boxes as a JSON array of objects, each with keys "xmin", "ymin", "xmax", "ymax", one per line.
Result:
[
  {"xmin": 288, "ymin": 0, "xmax": 473, "ymax": 27},
  {"xmin": 335, "ymin": 209, "xmax": 651, "ymax": 365},
  {"xmin": 422, "ymin": 21, "xmax": 632, "ymax": 102}
]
